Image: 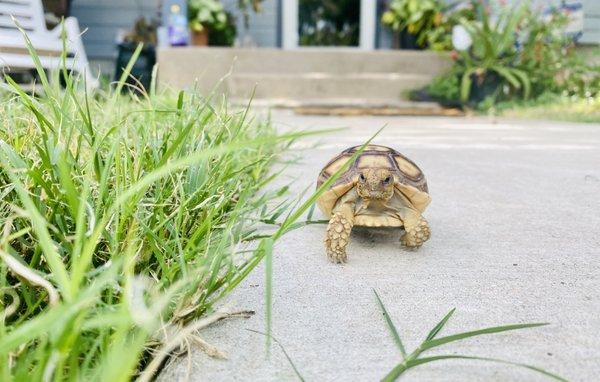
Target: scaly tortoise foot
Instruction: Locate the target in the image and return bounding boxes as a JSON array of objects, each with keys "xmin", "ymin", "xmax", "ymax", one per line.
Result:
[{"xmin": 400, "ymin": 218, "xmax": 430, "ymax": 248}]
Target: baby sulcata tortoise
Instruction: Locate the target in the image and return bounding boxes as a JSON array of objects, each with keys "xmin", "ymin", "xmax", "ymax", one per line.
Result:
[{"xmin": 316, "ymin": 145, "xmax": 431, "ymax": 263}]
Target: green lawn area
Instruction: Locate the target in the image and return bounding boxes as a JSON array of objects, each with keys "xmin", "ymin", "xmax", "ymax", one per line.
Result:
[{"xmin": 497, "ymin": 95, "xmax": 600, "ymax": 123}]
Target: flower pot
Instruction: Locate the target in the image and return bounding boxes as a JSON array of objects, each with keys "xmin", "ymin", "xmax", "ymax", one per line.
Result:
[
  {"xmin": 469, "ymin": 71, "xmax": 501, "ymax": 104},
  {"xmin": 398, "ymin": 29, "xmax": 424, "ymax": 50},
  {"xmin": 114, "ymin": 42, "xmax": 156, "ymax": 93},
  {"xmin": 191, "ymin": 29, "xmax": 209, "ymax": 46}
]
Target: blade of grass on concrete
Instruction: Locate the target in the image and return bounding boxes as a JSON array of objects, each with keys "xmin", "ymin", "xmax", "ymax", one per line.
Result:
[
  {"xmin": 264, "ymin": 238, "xmax": 274, "ymax": 350},
  {"xmin": 421, "ymin": 322, "xmax": 549, "ymax": 351},
  {"xmin": 425, "ymin": 308, "xmax": 456, "ymax": 341},
  {"xmin": 373, "ymin": 289, "xmax": 406, "ymax": 358},
  {"xmin": 247, "ymin": 329, "xmax": 305, "ymax": 382},
  {"xmin": 405, "ymin": 355, "xmax": 567, "ymax": 382}
]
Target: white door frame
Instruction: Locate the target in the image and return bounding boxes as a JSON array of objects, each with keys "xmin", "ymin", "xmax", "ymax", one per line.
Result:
[{"xmin": 282, "ymin": 0, "xmax": 376, "ymax": 50}]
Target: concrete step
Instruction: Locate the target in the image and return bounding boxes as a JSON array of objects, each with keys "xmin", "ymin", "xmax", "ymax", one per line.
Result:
[
  {"xmin": 157, "ymin": 48, "xmax": 451, "ymax": 107},
  {"xmin": 227, "ymin": 72, "xmax": 434, "ymax": 101},
  {"xmin": 158, "ymin": 47, "xmax": 451, "ymax": 78},
  {"xmin": 227, "ymin": 48, "xmax": 451, "ymax": 75}
]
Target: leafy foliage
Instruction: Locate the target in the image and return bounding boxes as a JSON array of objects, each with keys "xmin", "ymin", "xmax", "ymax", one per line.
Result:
[
  {"xmin": 208, "ymin": 10, "xmax": 237, "ymax": 46},
  {"xmin": 187, "ymin": 0, "xmax": 229, "ymax": 32},
  {"xmin": 457, "ymin": 2, "xmax": 531, "ymax": 102},
  {"xmin": 381, "ymin": 0, "xmax": 476, "ymax": 50},
  {"xmin": 422, "ymin": 1, "xmax": 600, "ymax": 108}
]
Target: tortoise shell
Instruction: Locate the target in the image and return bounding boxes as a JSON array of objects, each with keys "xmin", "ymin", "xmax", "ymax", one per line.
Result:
[{"xmin": 316, "ymin": 145, "xmax": 430, "ymax": 227}]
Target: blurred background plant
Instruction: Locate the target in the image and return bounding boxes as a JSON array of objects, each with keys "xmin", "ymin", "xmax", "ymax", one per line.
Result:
[
  {"xmin": 411, "ymin": 0, "xmax": 600, "ymax": 116},
  {"xmin": 187, "ymin": 0, "xmax": 235, "ymax": 46},
  {"xmin": 123, "ymin": 16, "xmax": 159, "ymax": 45},
  {"xmin": 381, "ymin": 0, "xmax": 476, "ymax": 50},
  {"xmin": 115, "ymin": 17, "xmax": 159, "ymax": 93}
]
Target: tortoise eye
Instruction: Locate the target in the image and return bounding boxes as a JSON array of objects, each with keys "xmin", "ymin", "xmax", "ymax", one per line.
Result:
[
  {"xmin": 383, "ymin": 176, "xmax": 392, "ymax": 184},
  {"xmin": 359, "ymin": 173, "xmax": 366, "ymax": 182}
]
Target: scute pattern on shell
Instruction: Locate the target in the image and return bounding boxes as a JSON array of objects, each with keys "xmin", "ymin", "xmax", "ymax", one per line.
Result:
[{"xmin": 317, "ymin": 145, "xmax": 428, "ymax": 192}]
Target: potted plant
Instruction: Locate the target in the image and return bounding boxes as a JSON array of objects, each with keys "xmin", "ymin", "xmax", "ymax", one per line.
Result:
[
  {"xmin": 115, "ymin": 17, "xmax": 158, "ymax": 92},
  {"xmin": 381, "ymin": 0, "xmax": 444, "ymax": 50},
  {"xmin": 456, "ymin": 3, "xmax": 531, "ymax": 103},
  {"xmin": 187, "ymin": 0, "xmax": 229, "ymax": 46}
]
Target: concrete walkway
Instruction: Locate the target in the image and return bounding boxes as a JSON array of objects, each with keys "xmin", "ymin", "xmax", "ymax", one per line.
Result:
[{"xmin": 159, "ymin": 113, "xmax": 600, "ymax": 382}]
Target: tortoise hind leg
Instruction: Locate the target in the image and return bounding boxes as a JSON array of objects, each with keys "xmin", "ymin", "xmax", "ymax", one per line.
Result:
[{"xmin": 325, "ymin": 203, "xmax": 355, "ymax": 263}]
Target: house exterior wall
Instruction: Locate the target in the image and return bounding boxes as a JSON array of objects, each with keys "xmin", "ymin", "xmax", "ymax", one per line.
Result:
[
  {"xmin": 70, "ymin": 0, "xmax": 279, "ymax": 61},
  {"xmin": 70, "ymin": 0, "xmax": 599, "ymax": 62},
  {"xmin": 222, "ymin": 0, "xmax": 280, "ymax": 47},
  {"xmin": 581, "ymin": 0, "xmax": 600, "ymax": 44},
  {"xmin": 70, "ymin": 0, "xmax": 160, "ymax": 59}
]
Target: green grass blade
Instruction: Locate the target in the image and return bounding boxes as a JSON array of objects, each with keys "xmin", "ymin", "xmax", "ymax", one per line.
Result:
[
  {"xmin": 373, "ymin": 289, "xmax": 406, "ymax": 358},
  {"xmin": 0, "ymin": 262, "xmax": 119, "ymax": 354},
  {"xmin": 264, "ymin": 238, "xmax": 274, "ymax": 350},
  {"xmin": 405, "ymin": 355, "xmax": 567, "ymax": 382},
  {"xmin": 0, "ymin": 145, "xmax": 71, "ymax": 302},
  {"xmin": 56, "ymin": 147, "xmax": 81, "ymax": 219},
  {"xmin": 13, "ymin": 19, "xmax": 51, "ymax": 93},
  {"xmin": 421, "ymin": 323, "xmax": 549, "ymax": 351},
  {"xmin": 114, "ymin": 43, "xmax": 143, "ymax": 95},
  {"xmin": 425, "ymin": 308, "xmax": 455, "ymax": 341},
  {"xmin": 381, "ymin": 362, "xmax": 408, "ymax": 382},
  {"xmin": 247, "ymin": 329, "xmax": 305, "ymax": 382},
  {"xmin": 111, "ymin": 130, "xmax": 333, "ymax": 214}
]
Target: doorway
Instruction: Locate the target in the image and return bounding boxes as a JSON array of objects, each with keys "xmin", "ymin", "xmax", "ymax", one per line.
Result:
[{"xmin": 282, "ymin": 0, "xmax": 376, "ymax": 50}]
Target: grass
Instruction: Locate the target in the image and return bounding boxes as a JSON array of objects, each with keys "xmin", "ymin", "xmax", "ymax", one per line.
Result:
[
  {"xmin": 373, "ymin": 290, "xmax": 567, "ymax": 381},
  {"xmin": 491, "ymin": 93, "xmax": 600, "ymax": 123},
  {"xmin": 0, "ymin": 32, "xmax": 331, "ymax": 379}
]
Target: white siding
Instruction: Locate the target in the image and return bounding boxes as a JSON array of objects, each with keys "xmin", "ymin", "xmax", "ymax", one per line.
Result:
[
  {"xmin": 223, "ymin": 0, "xmax": 279, "ymax": 47},
  {"xmin": 70, "ymin": 0, "xmax": 159, "ymax": 59},
  {"xmin": 581, "ymin": 0, "xmax": 600, "ymax": 44}
]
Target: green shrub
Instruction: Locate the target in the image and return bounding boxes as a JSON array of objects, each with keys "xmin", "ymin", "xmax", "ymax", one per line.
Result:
[
  {"xmin": 381, "ymin": 0, "xmax": 476, "ymax": 51},
  {"xmin": 457, "ymin": 2, "xmax": 531, "ymax": 102},
  {"xmin": 188, "ymin": 0, "xmax": 228, "ymax": 32},
  {"xmin": 425, "ymin": 68, "xmax": 461, "ymax": 102},
  {"xmin": 422, "ymin": 1, "xmax": 600, "ymax": 108}
]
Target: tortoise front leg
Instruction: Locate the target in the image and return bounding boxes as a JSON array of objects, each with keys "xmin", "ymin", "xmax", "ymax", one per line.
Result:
[
  {"xmin": 397, "ymin": 205, "xmax": 430, "ymax": 248},
  {"xmin": 325, "ymin": 203, "xmax": 355, "ymax": 263},
  {"xmin": 400, "ymin": 214, "xmax": 430, "ymax": 248}
]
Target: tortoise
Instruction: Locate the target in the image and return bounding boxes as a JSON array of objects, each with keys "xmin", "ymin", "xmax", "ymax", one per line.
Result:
[{"xmin": 316, "ymin": 144, "xmax": 431, "ymax": 263}]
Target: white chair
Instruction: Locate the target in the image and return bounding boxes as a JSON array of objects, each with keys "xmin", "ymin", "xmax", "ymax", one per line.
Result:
[{"xmin": 0, "ymin": 0, "xmax": 98, "ymax": 89}]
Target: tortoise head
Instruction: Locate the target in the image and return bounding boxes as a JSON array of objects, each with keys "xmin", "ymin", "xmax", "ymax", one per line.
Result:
[{"xmin": 356, "ymin": 168, "xmax": 394, "ymax": 201}]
